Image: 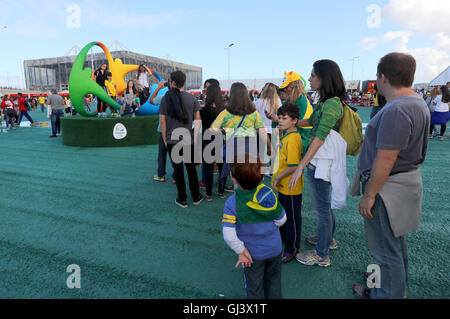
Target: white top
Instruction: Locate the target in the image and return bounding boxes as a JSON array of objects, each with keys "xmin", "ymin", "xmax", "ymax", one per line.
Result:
[
  {"xmin": 138, "ymin": 72, "xmax": 149, "ymax": 88},
  {"xmin": 433, "ymin": 95, "xmax": 449, "ymax": 112},
  {"xmin": 254, "ymin": 98, "xmax": 282, "ymax": 134},
  {"xmin": 310, "ymin": 130, "xmax": 349, "ymax": 210}
]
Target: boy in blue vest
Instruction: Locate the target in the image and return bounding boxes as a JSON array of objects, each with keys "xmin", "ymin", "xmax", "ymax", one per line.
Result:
[{"xmin": 222, "ymin": 154, "xmax": 286, "ymax": 299}]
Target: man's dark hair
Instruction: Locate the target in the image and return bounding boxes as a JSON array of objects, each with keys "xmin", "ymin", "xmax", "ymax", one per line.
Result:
[
  {"xmin": 277, "ymin": 102, "xmax": 300, "ymax": 120},
  {"xmin": 18, "ymin": 93, "xmax": 22, "ymax": 97},
  {"xmin": 377, "ymin": 52, "xmax": 416, "ymax": 88},
  {"xmin": 441, "ymin": 85, "xmax": 450, "ymax": 103},
  {"xmin": 170, "ymin": 71, "xmax": 186, "ymax": 88},
  {"xmin": 204, "ymin": 78, "xmax": 220, "ymax": 88},
  {"xmin": 313, "ymin": 59, "xmax": 346, "ymax": 103},
  {"xmin": 106, "ymin": 72, "xmax": 112, "ymax": 77},
  {"xmin": 227, "ymin": 82, "xmax": 256, "ymax": 116},
  {"xmin": 230, "ymin": 153, "xmax": 264, "ymax": 191}
]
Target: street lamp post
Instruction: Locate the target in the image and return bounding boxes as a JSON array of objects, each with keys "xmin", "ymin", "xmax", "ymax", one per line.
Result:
[
  {"xmin": 225, "ymin": 43, "xmax": 234, "ymax": 81},
  {"xmin": 350, "ymin": 56, "xmax": 360, "ymax": 92}
]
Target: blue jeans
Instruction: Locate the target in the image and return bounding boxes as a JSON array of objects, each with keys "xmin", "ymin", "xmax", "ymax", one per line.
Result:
[
  {"xmin": 18, "ymin": 110, "xmax": 34, "ymax": 125},
  {"xmin": 306, "ymin": 166, "xmax": 335, "ymax": 258},
  {"xmin": 364, "ymin": 193, "xmax": 408, "ymax": 299},
  {"xmin": 51, "ymin": 110, "xmax": 63, "ymax": 136}
]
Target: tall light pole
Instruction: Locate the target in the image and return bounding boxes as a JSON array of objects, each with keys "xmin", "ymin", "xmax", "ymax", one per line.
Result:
[
  {"xmin": 350, "ymin": 56, "xmax": 360, "ymax": 92},
  {"xmin": 225, "ymin": 43, "xmax": 234, "ymax": 81}
]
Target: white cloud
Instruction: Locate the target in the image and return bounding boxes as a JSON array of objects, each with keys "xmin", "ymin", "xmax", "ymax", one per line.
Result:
[{"xmin": 360, "ymin": 0, "xmax": 450, "ymax": 82}]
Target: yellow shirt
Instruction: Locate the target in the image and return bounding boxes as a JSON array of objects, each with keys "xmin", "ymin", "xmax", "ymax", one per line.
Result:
[
  {"xmin": 105, "ymin": 80, "xmax": 117, "ymax": 97},
  {"xmin": 38, "ymin": 97, "xmax": 46, "ymax": 104},
  {"xmin": 272, "ymin": 131, "xmax": 304, "ymax": 196}
]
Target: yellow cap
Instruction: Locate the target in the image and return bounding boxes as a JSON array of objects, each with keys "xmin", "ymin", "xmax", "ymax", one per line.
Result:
[{"xmin": 280, "ymin": 71, "xmax": 302, "ymax": 89}]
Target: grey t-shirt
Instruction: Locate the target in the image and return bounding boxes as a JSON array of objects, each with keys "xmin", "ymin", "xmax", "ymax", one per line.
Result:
[
  {"xmin": 47, "ymin": 94, "xmax": 65, "ymax": 111},
  {"xmin": 159, "ymin": 91, "xmax": 200, "ymax": 144},
  {"xmin": 358, "ymin": 96, "xmax": 430, "ymax": 175}
]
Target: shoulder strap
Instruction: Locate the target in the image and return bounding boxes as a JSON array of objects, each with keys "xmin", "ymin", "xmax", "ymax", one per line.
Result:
[{"xmin": 228, "ymin": 115, "xmax": 246, "ymax": 140}]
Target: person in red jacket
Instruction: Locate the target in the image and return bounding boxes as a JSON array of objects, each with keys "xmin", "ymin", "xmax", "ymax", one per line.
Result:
[
  {"xmin": 1, "ymin": 95, "xmax": 16, "ymax": 130},
  {"xmin": 17, "ymin": 93, "xmax": 35, "ymax": 126}
]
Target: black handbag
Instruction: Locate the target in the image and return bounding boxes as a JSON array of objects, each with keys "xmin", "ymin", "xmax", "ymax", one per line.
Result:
[{"xmin": 7, "ymin": 108, "xmax": 17, "ymax": 117}]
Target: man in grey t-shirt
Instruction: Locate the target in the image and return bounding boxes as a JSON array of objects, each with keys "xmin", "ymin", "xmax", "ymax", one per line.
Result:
[
  {"xmin": 47, "ymin": 89, "xmax": 65, "ymax": 137},
  {"xmin": 352, "ymin": 53, "xmax": 430, "ymax": 299}
]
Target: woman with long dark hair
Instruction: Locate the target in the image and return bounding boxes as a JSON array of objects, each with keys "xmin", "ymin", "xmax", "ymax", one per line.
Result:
[
  {"xmin": 201, "ymin": 84, "xmax": 225, "ymax": 200},
  {"xmin": 211, "ymin": 82, "xmax": 270, "ymax": 198},
  {"xmin": 289, "ymin": 60, "xmax": 349, "ymax": 267},
  {"xmin": 93, "ymin": 63, "xmax": 109, "ymax": 117},
  {"xmin": 430, "ymin": 85, "xmax": 450, "ymax": 141},
  {"xmin": 136, "ymin": 64, "xmax": 150, "ymax": 106}
]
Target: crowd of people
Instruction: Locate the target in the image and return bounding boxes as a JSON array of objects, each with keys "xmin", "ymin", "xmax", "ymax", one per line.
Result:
[
  {"xmin": 149, "ymin": 52, "xmax": 446, "ymax": 300},
  {"xmin": 1, "ymin": 52, "xmax": 448, "ymax": 300}
]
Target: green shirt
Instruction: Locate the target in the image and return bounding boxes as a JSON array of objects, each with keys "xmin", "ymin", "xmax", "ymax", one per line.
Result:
[{"xmin": 307, "ymin": 97, "xmax": 343, "ymax": 146}]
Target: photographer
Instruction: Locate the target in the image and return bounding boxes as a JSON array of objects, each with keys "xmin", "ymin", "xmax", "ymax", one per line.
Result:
[{"xmin": 160, "ymin": 71, "xmax": 203, "ymax": 208}]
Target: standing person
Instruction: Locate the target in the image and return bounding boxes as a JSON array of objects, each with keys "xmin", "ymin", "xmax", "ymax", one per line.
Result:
[
  {"xmin": 272, "ymin": 103, "xmax": 304, "ymax": 263},
  {"xmin": 38, "ymin": 94, "xmax": 46, "ymax": 112},
  {"xmin": 83, "ymin": 95, "xmax": 91, "ymax": 112},
  {"xmin": 200, "ymin": 84, "xmax": 225, "ymax": 201},
  {"xmin": 151, "ymin": 81, "xmax": 174, "ymax": 183},
  {"xmin": 93, "ymin": 63, "xmax": 109, "ymax": 117},
  {"xmin": 426, "ymin": 87, "xmax": 439, "ymax": 138},
  {"xmin": 1, "ymin": 95, "xmax": 16, "ymax": 130},
  {"xmin": 351, "ymin": 52, "xmax": 430, "ymax": 299},
  {"xmin": 17, "ymin": 93, "xmax": 35, "ymax": 126},
  {"xmin": 222, "ymin": 153, "xmax": 286, "ymax": 299},
  {"xmin": 47, "ymin": 89, "xmax": 65, "ymax": 138},
  {"xmin": 255, "ymin": 83, "xmax": 282, "ymax": 152},
  {"xmin": 430, "ymin": 85, "xmax": 450, "ymax": 141},
  {"xmin": 136, "ymin": 64, "xmax": 151, "ymax": 107},
  {"xmin": 64, "ymin": 98, "xmax": 72, "ymax": 117},
  {"xmin": 278, "ymin": 71, "xmax": 314, "ymax": 155},
  {"xmin": 370, "ymin": 84, "xmax": 387, "ymax": 119},
  {"xmin": 160, "ymin": 70, "xmax": 203, "ymax": 208},
  {"xmin": 105, "ymin": 72, "xmax": 119, "ymax": 117},
  {"xmin": 211, "ymin": 82, "xmax": 270, "ymax": 198},
  {"xmin": 122, "ymin": 80, "xmax": 139, "ymax": 117},
  {"xmin": 289, "ymin": 60, "xmax": 350, "ymax": 267}
]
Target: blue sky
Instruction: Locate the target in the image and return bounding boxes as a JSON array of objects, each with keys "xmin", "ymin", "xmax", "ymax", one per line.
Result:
[{"xmin": 1, "ymin": 0, "xmax": 449, "ymax": 89}]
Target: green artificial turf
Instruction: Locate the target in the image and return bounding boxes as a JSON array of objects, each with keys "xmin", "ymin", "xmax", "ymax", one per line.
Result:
[{"xmin": 0, "ymin": 108, "xmax": 448, "ymax": 299}]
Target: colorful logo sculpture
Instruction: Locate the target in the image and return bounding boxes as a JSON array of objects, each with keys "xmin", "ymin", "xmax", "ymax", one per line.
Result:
[{"xmin": 69, "ymin": 41, "xmax": 166, "ymax": 117}]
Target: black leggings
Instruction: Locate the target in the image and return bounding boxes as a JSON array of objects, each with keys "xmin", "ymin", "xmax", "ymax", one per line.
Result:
[{"xmin": 430, "ymin": 124, "xmax": 447, "ymax": 136}]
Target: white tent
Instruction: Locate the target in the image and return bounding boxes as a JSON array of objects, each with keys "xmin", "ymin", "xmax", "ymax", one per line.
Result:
[{"xmin": 429, "ymin": 66, "xmax": 450, "ymax": 86}]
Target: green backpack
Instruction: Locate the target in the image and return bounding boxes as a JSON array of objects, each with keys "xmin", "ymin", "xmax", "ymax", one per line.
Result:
[{"xmin": 337, "ymin": 98, "xmax": 364, "ymax": 156}]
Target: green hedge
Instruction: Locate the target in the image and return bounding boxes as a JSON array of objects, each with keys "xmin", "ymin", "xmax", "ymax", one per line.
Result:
[{"xmin": 61, "ymin": 116, "xmax": 160, "ymax": 147}]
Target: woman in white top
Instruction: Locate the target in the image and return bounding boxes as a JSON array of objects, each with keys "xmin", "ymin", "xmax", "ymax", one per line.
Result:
[
  {"xmin": 255, "ymin": 83, "xmax": 282, "ymax": 136},
  {"xmin": 430, "ymin": 85, "xmax": 450, "ymax": 141},
  {"xmin": 136, "ymin": 64, "xmax": 150, "ymax": 106}
]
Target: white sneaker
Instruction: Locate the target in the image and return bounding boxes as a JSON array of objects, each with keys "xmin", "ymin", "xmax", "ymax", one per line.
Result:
[
  {"xmin": 306, "ymin": 235, "xmax": 339, "ymax": 250},
  {"xmin": 295, "ymin": 249, "xmax": 331, "ymax": 267}
]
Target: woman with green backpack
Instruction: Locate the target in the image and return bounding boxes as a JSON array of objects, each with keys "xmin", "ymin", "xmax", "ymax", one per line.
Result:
[{"xmin": 288, "ymin": 59, "xmax": 357, "ymax": 267}]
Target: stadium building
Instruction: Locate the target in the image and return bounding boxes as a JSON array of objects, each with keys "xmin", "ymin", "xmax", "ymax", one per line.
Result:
[{"xmin": 23, "ymin": 50, "xmax": 203, "ymax": 92}]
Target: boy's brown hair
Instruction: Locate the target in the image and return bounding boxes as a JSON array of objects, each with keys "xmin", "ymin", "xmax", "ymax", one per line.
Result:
[{"xmin": 230, "ymin": 153, "xmax": 264, "ymax": 191}]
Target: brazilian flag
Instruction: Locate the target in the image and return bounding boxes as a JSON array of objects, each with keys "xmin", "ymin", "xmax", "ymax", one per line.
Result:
[{"xmin": 235, "ymin": 184, "xmax": 283, "ymax": 224}]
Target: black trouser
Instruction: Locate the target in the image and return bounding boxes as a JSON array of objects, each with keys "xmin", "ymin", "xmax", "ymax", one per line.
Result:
[
  {"xmin": 97, "ymin": 87, "xmax": 107, "ymax": 113},
  {"xmin": 139, "ymin": 87, "xmax": 150, "ymax": 105},
  {"xmin": 430, "ymin": 124, "xmax": 446, "ymax": 136},
  {"xmin": 278, "ymin": 193, "xmax": 302, "ymax": 255},
  {"xmin": 167, "ymin": 143, "xmax": 201, "ymax": 202},
  {"xmin": 157, "ymin": 133, "xmax": 175, "ymax": 179},
  {"xmin": 122, "ymin": 102, "xmax": 137, "ymax": 116},
  {"xmin": 243, "ymin": 253, "xmax": 282, "ymax": 299},
  {"xmin": 202, "ymin": 138, "xmax": 225, "ymax": 196}
]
